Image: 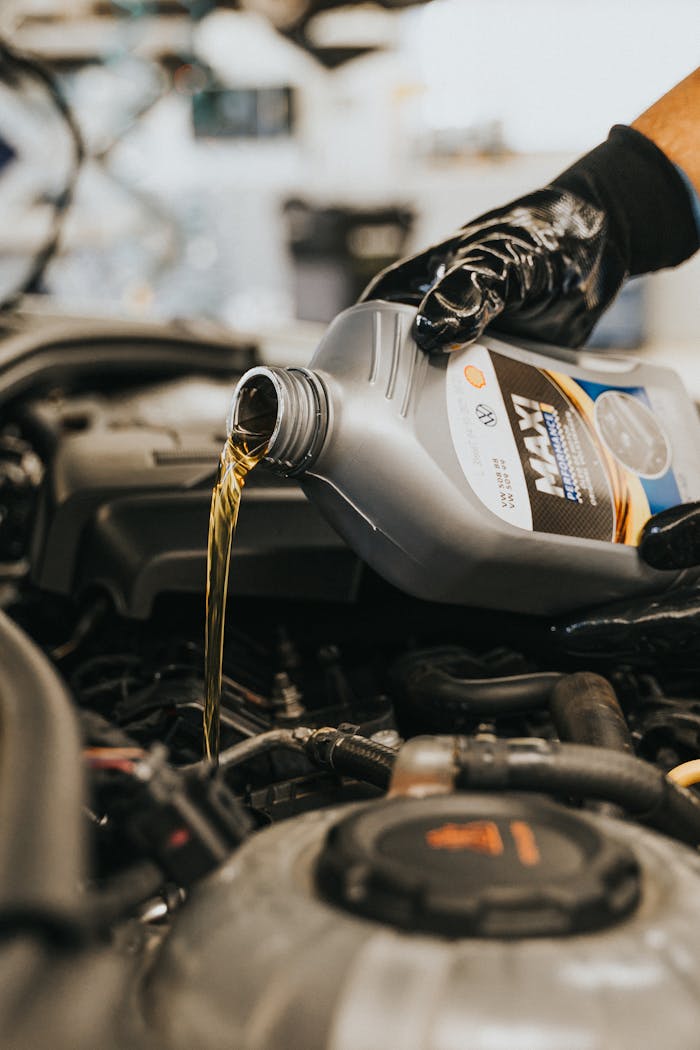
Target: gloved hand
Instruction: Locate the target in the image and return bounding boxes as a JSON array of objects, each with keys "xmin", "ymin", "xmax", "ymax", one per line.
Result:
[
  {"xmin": 554, "ymin": 503, "xmax": 700, "ymax": 666},
  {"xmin": 638, "ymin": 503, "xmax": 700, "ymax": 573},
  {"xmin": 363, "ymin": 126, "xmax": 699, "ymax": 352}
]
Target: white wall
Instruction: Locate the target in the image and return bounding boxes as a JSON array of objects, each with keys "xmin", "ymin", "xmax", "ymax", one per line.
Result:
[
  {"xmin": 36, "ymin": 2, "xmax": 699, "ymax": 352},
  {"xmin": 402, "ymin": 0, "xmax": 700, "ymax": 152}
]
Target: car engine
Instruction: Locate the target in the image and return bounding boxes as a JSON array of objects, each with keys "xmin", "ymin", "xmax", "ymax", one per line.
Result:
[{"xmin": 2, "ymin": 311, "xmax": 700, "ymax": 1050}]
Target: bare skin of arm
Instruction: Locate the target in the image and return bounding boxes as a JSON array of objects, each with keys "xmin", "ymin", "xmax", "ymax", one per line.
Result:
[{"xmin": 633, "ymin": 67, "xmax": 700, "ymax": 193}]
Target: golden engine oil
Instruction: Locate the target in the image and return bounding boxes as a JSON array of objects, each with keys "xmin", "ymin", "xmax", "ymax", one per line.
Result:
[
  {"xmin": 226, "ymin": 300, "xmax": 700, "ymax": 616},
  {"xmin": 204, "ymin": 433, "xmax": 266, "ymax": 762}
]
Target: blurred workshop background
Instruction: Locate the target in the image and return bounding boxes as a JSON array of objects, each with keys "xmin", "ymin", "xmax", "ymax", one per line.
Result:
[{"xmin": 0, "ymin": 0, "xmax": 698, "ymax": 379}]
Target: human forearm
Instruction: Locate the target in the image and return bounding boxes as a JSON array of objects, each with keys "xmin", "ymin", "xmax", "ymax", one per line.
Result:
[{"xmin": 633, "ymin": 67, "xmax": 700, "ymax": 194}]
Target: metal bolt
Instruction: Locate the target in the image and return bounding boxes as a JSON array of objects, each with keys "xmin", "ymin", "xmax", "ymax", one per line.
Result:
[{"xmin": 272, "ymin": 671, "xmax": 305, "ymax": 722}]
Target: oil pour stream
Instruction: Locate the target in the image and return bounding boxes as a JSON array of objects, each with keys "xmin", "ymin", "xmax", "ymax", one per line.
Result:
[{"xmin": 203, "ymin": 431, "xmax": 267, "ymax": 762}]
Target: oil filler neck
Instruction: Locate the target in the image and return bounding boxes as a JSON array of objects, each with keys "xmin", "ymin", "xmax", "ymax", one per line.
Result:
[{"xmin": 228, "ymin": 366, "xmax": 328, "ymax": 477}]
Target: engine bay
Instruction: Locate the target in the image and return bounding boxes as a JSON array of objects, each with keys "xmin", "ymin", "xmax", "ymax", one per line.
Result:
[{"xmin": 3, "ymin": 312, "xmax": 700, "ymax": 1049}]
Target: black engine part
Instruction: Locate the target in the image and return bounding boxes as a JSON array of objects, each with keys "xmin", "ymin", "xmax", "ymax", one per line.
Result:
[
  {"xmin": 25, "ymin": 374, "xmax": 360, "ymax": 616},
  {"xmin": 316, "ymin": 794, "xmax": 641, "ymax": 938}
]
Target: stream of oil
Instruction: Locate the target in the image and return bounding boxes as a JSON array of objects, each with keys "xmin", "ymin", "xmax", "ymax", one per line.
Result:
[{"xmin": 203, "ymin": 432, "xmax": 267, "ymax": 762}]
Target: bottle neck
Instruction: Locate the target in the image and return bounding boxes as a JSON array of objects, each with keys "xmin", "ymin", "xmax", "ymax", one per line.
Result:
[{"xmin": 227, "ymin": 366, "xmax": 328, "ymax": 476}]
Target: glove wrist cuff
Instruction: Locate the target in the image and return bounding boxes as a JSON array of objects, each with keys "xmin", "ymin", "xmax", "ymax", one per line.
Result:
[{"xmin": 551, "ymin": 124, "xmax": 700, "ymax": 276}]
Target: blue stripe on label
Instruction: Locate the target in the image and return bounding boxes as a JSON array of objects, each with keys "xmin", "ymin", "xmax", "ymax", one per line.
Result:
[
  {"xmin": 577, "ymin": 378, "xmax": 650, "ymax": 405},
  {"xmin": 642, "ymin": 471, "xmax": 681, "ymax": 516}
]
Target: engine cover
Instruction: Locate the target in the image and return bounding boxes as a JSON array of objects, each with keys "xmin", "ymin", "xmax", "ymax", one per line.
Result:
[
  {"xmin": 27, "ymin": 376, "xmax": 361, "ymax": 616},
  {"xmin": 147, "ymin": 798, "xmax": 700, "ymax": 1050}
]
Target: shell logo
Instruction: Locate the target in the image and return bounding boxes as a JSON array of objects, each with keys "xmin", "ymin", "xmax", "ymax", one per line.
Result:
[{"xmin": 464, "ymin": 365, "xmax": 486, "ymax": 389}]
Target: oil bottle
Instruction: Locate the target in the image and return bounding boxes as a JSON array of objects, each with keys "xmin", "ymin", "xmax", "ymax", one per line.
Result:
[{"xmin": 227, "ymin": 300, "xmax": 700, "ymax": 615}]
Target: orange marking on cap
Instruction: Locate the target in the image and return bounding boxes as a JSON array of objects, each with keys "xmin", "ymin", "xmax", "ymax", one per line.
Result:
[
  {"xmin": 425, "ymin": 820, "xmax": 504, "ymax": 855},
  {"xmin": 510, "ymin": 820, "xmax": 541, "ymax": 867}
]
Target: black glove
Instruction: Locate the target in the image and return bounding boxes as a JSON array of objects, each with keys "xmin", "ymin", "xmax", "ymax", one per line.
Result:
[
  {"xmin": 638, "ymin": 503, "xmax": 700, "ymax": 572},
  {"xmin": 553, "ymin": 504, "xmax": 700, "ymax": 666},
  {"xmin": 363, "ymin": 125, "xmax": 699, "ymax": 352}
]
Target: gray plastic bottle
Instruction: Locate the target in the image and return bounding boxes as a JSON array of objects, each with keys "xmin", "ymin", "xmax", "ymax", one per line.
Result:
[{"xmin": 228, "ymin": 300, "xmax": 700, "ymax": 614}]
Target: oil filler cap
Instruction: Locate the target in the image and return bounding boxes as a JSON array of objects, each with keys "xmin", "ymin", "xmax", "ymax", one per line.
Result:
[{"xmin": 316, "ymin": 795, "xmax": 640, "ymax": 938}]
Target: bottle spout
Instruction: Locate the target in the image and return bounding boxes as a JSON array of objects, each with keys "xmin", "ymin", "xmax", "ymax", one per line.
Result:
[{"xmin": 228, "ymin": 366, "xmax": 328, "ymax": 477}]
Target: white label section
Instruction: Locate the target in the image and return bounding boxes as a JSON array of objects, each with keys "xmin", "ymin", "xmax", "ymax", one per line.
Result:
[{"xmin": 446, "ymin": 345, "xmax": 532, "ymax": 531}]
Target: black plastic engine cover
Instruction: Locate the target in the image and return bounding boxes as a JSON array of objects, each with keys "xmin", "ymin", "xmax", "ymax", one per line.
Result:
[{"xmin": 27, "ymin": 376, "xmax": 361, "ymax": 616}]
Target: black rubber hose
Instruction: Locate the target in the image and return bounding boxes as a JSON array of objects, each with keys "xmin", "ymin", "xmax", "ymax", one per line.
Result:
[
  {"xmin": 305, "ymin": 729, "xmax": 395, "ymax": 790},
  {"xmin": 550, "ymin": 673, "xmax": 634, "ymax": 753},
  {"xmin": 390, "ymin": 647, "xmax": 561, "ymax": 728},
  {"xmin": 307, "ymin": 727, "xmax": 700, "ymax": 846},
  {"xmin": 454, "ymin": 737, "xmax": 700, "ymax": 847},
  {"xmin": 0, "ymin": 610, "xmax": 85, "ymax": 939}
]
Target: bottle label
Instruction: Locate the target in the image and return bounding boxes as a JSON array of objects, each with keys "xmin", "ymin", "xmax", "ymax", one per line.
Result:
[{"xmin": 446, "ymin": 345, "xmax": 681, "ymax": 544}]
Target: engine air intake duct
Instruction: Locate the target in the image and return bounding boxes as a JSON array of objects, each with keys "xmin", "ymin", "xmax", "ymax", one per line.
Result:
[{"xmin": 0, "ymin": 610, "xmax": 85, "ymax": 940}]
